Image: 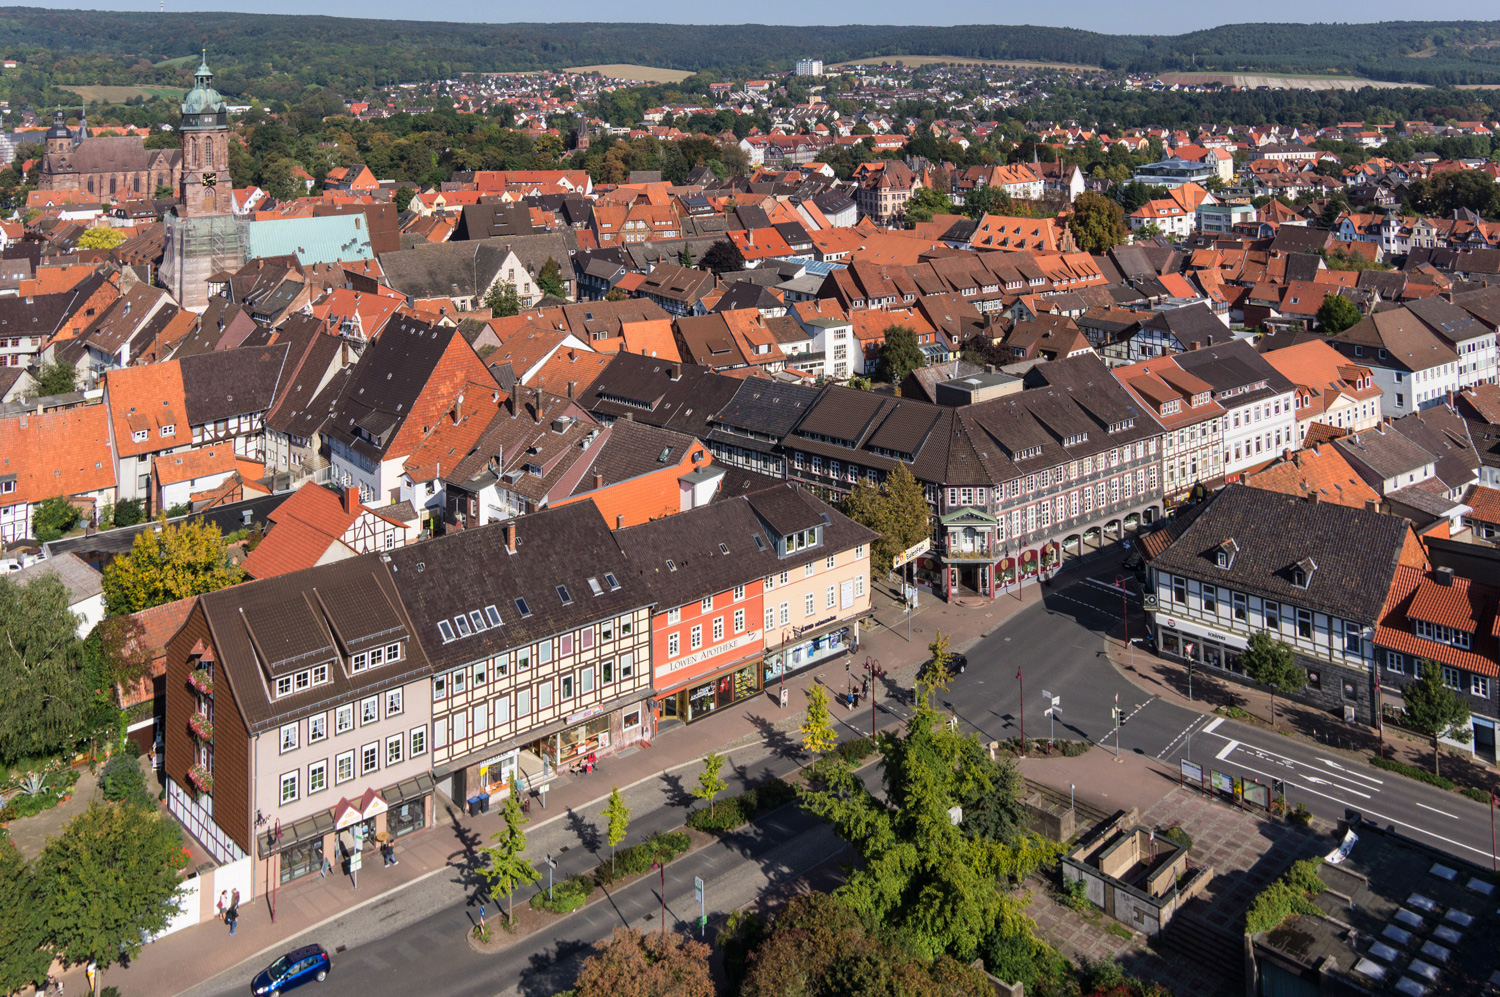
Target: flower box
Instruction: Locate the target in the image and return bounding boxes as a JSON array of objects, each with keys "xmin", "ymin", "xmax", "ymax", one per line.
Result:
[
  {"xmin": 188, "ymin": 764, "xmax": 213, "ymax": 794},
  {"xmin": 189, "ymin": 712, "xmax": 214, "ymax": 741},
  {"xmin": 187, "ymin": 671, "xmax": 214, "ymax": 695}
]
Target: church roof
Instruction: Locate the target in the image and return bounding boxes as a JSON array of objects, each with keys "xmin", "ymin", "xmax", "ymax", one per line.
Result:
[{"xmin": 182, "ymin": 53, "xmax": 226, "ymax": 116}]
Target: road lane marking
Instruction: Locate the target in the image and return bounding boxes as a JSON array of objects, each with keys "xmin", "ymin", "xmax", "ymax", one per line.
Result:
[
  {"xmin": 1319, "ymin": 758, "xmax": 1384, "ymax": 786},
  {"xmin": 1082, "ymin": 578, "xmax": 1140, "ymax": 601},
  {"xmin": 1201, "ymin": 717, "xmax": 1224, "ymax": 735},
  {"xmin": 1417, "ymin": 802, "xmax": 1459, "ymax": 819},
  {"xmin": 1156, "ymin": 717, "xmax": 1207, "ymax": 759},
  {"xmin": 1216, "ymin": 739, "xmax": 1240, "ymax": 760}
]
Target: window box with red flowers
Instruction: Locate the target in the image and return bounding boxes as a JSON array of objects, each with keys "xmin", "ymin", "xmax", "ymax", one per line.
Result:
[
  {"xmin": 188, "ymin": 765, "xmax": 213, "ymax": 794},
  {"xmin": 189, "ymin": 712, "xmax": 214, "ymax": 741},
  {"xmin": 187, "ymin": 670, "xmax": 214, "ymax": 695}
]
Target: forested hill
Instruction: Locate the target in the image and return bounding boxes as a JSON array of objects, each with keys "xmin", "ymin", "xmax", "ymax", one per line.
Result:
[{"xmin": 6, "ymin": 9, "xmax": 1500, "ymax": 91}]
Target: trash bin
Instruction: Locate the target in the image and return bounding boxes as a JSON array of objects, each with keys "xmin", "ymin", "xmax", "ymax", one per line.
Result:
[
  {"xmin": 477, "ymin": 792, "xmax": 491, "ymax": 814},
  {"xmin": 466, "ymin": 796, "xmax": 481, "ymax": 817}
]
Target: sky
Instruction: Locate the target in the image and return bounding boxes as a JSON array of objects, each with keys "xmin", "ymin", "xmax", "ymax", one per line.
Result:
[{"xmin": 39, "ymin": 1, "xmax": 1500, "ymax": 36}]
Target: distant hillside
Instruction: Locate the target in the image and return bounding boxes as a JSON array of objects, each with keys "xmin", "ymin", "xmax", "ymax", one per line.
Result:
[{"xmin": 3, "ymin": 10, "xmax": 1500, "ymax": 93}]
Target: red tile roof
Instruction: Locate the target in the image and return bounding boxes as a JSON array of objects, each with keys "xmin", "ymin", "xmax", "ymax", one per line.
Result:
[
  {"xmin": 0, "ymin": 404, "xmax": 116, "ymax": 505},
  {"xmin": 1377, "ymin": 565, "xmax": 1499, "ymax": 677}
]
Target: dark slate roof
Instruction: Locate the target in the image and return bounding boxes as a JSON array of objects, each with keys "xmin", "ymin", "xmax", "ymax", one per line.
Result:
[
  {"xmin": 1405, "ymin": 296, "xmax": 1488, "ymax": 344},
  {"xmin": 1142, "ymin": 302, "xmax": 1230, "ymax": 347},
  {"xmin": 1335, "ymin": 427, "xmax": 1434, "ymax": 480},
  {"xmin": 453, "ymin": 202, "xmax": 539, "ymax": 241},
  {"xmin": 712, "ymin": 281, "xmax": 783, "ymax": 313},
  {"xmin": 1145, "ymin": 483, "xmax": 1414, "ymax": 623},
  {"xmin": 744, "ymin": 482, "xmax": 830, "ymax": 538},
  {"xmin": 568, "ymin": 420, "xmax": 700, "ymax": 494},
  {"xmin": 712, "ymin": 378, "xmax": 820, "ymax": 438},
  {"xmin": 179, "ymin": 342, "xmax": 290, "ymax": 425},
  {"xmin": 321, "ymin": 317, "xmax": 455, "ymax": 461},
  {"xmin": 384, "ymin": 502, "xmax": 646, "ymax": 671},
  {"xmin": 1172, "ymin": 338, "xmax": 1296, "ymax": 402},
  {"xmin": 580, "ymin": 353, "xmax": 742, "ymax": 437},
  {"xmin": 1269, "ymin": 226, "xmax": 1335, "ymax": 256},
  {"xmin": 198, "ymin": 554, "xmax": 427, "ymax": 733},
  {"xmin": 1389, "ymin": 405, "xmax": 1481, "ymax": 490},
  {"xmin": 1284, "ymin": 253, "xmax": 1324, "ymax": 283}
]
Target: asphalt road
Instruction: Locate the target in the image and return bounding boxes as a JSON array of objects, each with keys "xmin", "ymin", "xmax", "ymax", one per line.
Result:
[{"xmin": 193, "ymin": 572, "xmax": 1500, "ymax": 997}]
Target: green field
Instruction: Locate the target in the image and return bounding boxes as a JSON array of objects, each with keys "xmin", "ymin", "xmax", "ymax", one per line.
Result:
[{"xmin": 69, "ymin": 84, "xmax": 186, "ymax": 103}]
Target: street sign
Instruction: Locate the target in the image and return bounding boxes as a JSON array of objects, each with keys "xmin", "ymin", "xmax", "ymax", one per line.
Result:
[
  {"xmin": 694, "ymin": 876, "xmax": 704, "ymax": 904},
  {"xmin": 892, "ymin": 538, "xmax": 932, "ymax": 570}
]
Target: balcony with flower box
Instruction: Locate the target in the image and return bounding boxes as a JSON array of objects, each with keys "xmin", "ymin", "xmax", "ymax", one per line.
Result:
[
  {"xmin": 189, "ymin": 712, "xmax": 214, "ymax": 742},
  {"xmin": 187, "ymin": 670, "xmax": 214, "ymax": 696},
  {"xmin": 188, "ymin": 764, "xmax": 213, "ymax": 794}
]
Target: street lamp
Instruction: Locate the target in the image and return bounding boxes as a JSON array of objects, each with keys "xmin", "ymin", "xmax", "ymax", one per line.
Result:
[
  {"xmin": 545, "ymin": 853, "xmax": 557, "ymax": 900},
  {"xmin": 652, "ymin": 860, "xmax": 667, "ymax": 935},
  {"xmin": 1070, "ymin": 783, "xmax": 1075, "ymax": 813},
  {"xmin": 1113, "ymin": 573, "xmax": 1131, "ymax": 669}
]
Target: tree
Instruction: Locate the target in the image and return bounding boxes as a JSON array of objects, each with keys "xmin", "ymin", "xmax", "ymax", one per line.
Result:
[
  {"xmin": 799, "ymin": 685, "xmax": 838, "ymax": 760},
  {"xmin": 1133, "ymin": 221, "xmax": 1163, "ymax": 243},
  {"xmin": 31, "ymin": 495, "xmax": 81, "ymax": 542},
  {"xmin": 574, "ymin": 927, "xmax": 712, "ymax": 997},
  {"xmin": 903, "ymin": 185, "xmax": 954, "ymax": 225},
  {"xmin": 101, "ymin": 517, "xmax": 243, "ymax": 616},
  {"xmin": 1316, "ymin": 293, "xmax": 1361, "ymax": 334},
  {"xmin": 393, "ymin": 187, "xmax": 416, "ymax": 212},
  {"xmin": 32, "ymin": 802, "xmax": 186, "ymax": 972},
  {"xmin": 484, "ymin": 280, "xmax": 521, "ymax": 318},
  {"xmin": 964, "ymin": 184, "xmax": 1013, "ymax": 219},
  {"xmin": 1068, "ymin": 192, "xmax": 1128, "ymax": 254},
  {"xmin": 603, "ymin": 786, "xmax": 631, "ymax": 875},
  {"xmin": 0, "ymin": 574, "xmax": 91, "ymax": 765},
  {"xmin": 692, "ymin": 751, "xmax": 727, "ymax": 817},
  {"xmin": 875, "ymin": 325, "xmax": 924, "ymax": 384},
  {"xmin": 537, "ymin": 257, "xmax": 566, "ymax": 298},
  {"xmin": 0, "ymin": 838, "xmax": 50, "ymax": 994},
  {"xmin": 700, "ymin": 239, "xmax": 744, "ymax": 274},
  {"xmin": 76, "ymin": 226, "xmax": 126, "ymax": 251},
  {"xmin": 480, "ymin": 788, "xmax": 540, "ymax": 921},
  {"xmin": 1241, "ymin": 631, "xmax": 1305, "ymax": 729},
  {"xmin": 34, "ymin": 359, "xmax": 78, "ymax": 396},
  {"xmin": 1403, "ymin": 662, "xmax": 1472, "ymax": 776},
  {"xmin": 922, "ymin": 629, "xmax": 954, "ymax": 700},
  {"xmin": 842, "ymin": 463, "xmax": 932, "ymax": 577},
  {"xmin": 111, "ymin": 498, "xmax": 145, "ymax": 528},
  {"xmin": 678, "ymin": 245, "xmax": 695, "ymax": 268},
  {"xmin": 153, "ymin": 184, "xmax": 175, "ymax": 200}
]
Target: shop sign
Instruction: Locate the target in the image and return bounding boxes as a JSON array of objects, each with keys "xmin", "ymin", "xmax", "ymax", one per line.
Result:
[
  {"xmin": 892, "ymin": 538, "xmax": 932, "ymax": 570},
  {"xmin": 566, "ymin": 706, "xmax": 603, "ymax": 725},
  {"xmin": 661, "ymin": 629, "xmax": 762, "ymax": 674}
]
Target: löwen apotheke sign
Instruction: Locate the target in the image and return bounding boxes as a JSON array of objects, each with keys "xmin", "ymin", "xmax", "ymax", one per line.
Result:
[{"xmin": 661, "ymin": 630, "xmax": 763, "ymax": 674}]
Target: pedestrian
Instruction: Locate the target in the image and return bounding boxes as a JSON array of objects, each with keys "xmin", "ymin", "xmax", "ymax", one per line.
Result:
[
  {"xmin": 226, "ymin": 904, "xmax": 238, "ymax": 937},
  {"xmin": 216, "ymin": 890, "xmax": 227, "ymax": 922},
  {"xmin": 231, "ymin": 887, "xmax": 240, "ymax": 911}
]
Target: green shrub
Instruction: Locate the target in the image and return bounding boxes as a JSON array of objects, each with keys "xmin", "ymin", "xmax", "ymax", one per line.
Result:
[
  {"xmin": 1370, "ymin": 755, "xmax": 1455, "ymax": 791},
  {"xmin": 688, "ymin": 797, "xmax": 747, "ymax": 833},
  {"xmin": 834, "ymin": 736, "xmax": 876, "ymax": 763},
  {"xmin": 112, "ymin": 499, "xmax": 144, "ymax": 528},
  {"xmin": 596, "ymin": 831, "xmax": 691, "ymax": 884},
  {"xmin": 1060, "ymin": 876, "xmax": 1092, "ymax": 911},
  {"xmin": 124, "ymin": 737, "xmax": 145, "ymax": 758},
  {"xmin": 101, "ymin": 755, "xmax": 146, "ymax": 802},
  {"xmin": 530, "ymin": 874, "xmax": 593, "ymax": 913},
  {"xmin": 1162, "ymin": 826, "xmax": 1192, "ymax": 854},
  {"xmin": 1463, "ymin": 787, "xmax": 1491, "ymax": 804},
  {"xmin": 757, "ymin": 777, "xmax": 797, "ymax": 810},
  {"xmin": 1245, "ymin": 859, "xmax": 1325, "ymax": 935}
]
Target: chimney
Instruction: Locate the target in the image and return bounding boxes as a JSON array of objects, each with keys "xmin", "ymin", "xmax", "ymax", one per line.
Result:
[
  {"xmin": 616, "ymin": 514, "xmax": 624, "ymax": 529},
  {"xmin": 669, "ymin": 362, "xmax": 682, "ymax": 381},
  {"xmin": 343, "ymin": 486, "xmax": 358, "ymax": 514},
  {"xmin": 532, "ymin": 388, "xmax": 542, "ymax": 425},
  {"xmin": 567, "ymin": 380, "xmax": 577, "ymax": 400},
  {"xmin": 1365, "ymin": 498, "xmax": 1380, "ymax": 513},
  {"xmin": 1306, "ymin": 491, "xmax": 1319, "ymax": 504},
  {"xmin": 505, "ymin": 522, "xmax": 516, "ymax": 553},
  {"xmin": 452, "ymin": 392, "xmax": 464, "ymax": 425},
  {"xmin": 624, "ymin": 410, "xmax": 634, "ymax": 421},
  {"xmin": 594, "ymin": 472, "xmax": 604, "ymax": 490},
  {"xmin": 1435, "ymin": 566, "xmax": 1455, "ymax": 585}
]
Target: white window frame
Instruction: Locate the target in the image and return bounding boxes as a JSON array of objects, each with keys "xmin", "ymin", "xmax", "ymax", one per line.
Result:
[
  {"xmin": 307, "ymin": 759, "xmax": 327, "ymax": 795},
  {"xmin": 361, "ymin": 742, "xmax": 379, "ymax": 775},
  {"xmin": 279, "ymin": 770, "xmax": 298, "ymax": 805},
  {"xmin": 335, "ymin": 703, "xmax": 354, "ymax": 735},
  {"xmin": 280, "ymin": 722, "xmax": 298, "ymax": 754},
  {"xmin": 386, "ymin": 733, "xmax": 404, "ymax": 766},
  {"xmin": 308, "ymin": 713, "xmax": 328, "ymax": 743},
  {"xmin": 335, "ymin": 750, "xmax": 354, "ymax": 784}
]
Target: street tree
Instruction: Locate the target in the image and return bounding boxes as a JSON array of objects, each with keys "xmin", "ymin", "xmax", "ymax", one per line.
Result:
[
  {"xmin": 841, "ymin": 464, "xmax": 931, "ymax": 577},
  {"xmin": 102, "ymin": 517, "xmax": 243, "ymax": 616},
  {"xmin": 0, "ymin": 838, "xmax": 50, "ymax": 994},
  {"xmin": 921, "ymin": 629, "xmax": 954, "ymax": 700},
  {"xmin": 77, "ymin": 226, "xmax": 126, "ymax": 251},
  {"xmin": 799, "ymin": 685, "xmax": 838, "ymax": 760},
  {"xmin": 1404, "ymin": 661, "xmax": 1472, "ymax": 776},
  {"xmin": 692, "ymin": 751, "xmax": 727, "ymax": 817},
  {"xmin": 484, "ymin": 280, "xmax": 522, "ymax": 318},
  {"xmin": 480, "ymin": 789, "xmax": 540, "ymax": 922},
  {"xmin": 603, "ymin": 786, "xmax": 632, "ymax": 875},
  {"xmin": 875, "ymin": 325, "xmax": 924, "ymax": 384},
  {"xmin": 1241, "ymin": 631, "xmax": 1305, "ymax": 729},
  {"xmin": 0, "ymin": 574, "xmax": 91, "ymax": 765},
  {"xmin": 32, "ymin": 802, "xmax": 186, "ymax": 971},
  {"xmin": 573, "ymin": 926, "xmax": 713, "ymax": 997},
  {"xmin": 1068, "ymin": 192, "xmax": 1128, "ymax": 254},
  {"xmin": 34, "ymin": 359, "xmax": 78, "ymax": 396},
  {"xmin": 1316, "ymin": 293, "xmax": 1361, "ymax": 334}
]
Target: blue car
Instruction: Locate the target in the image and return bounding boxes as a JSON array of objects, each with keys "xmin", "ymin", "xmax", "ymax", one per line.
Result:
[{"xmin": 250, "ymin": 944, "xmax": 331, "ymax": 996}]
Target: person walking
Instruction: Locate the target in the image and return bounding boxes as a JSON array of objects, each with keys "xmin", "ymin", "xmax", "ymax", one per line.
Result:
[
  {"xmin": 216, "ymin": 890, "xmax": 227, "ymax": 922},
  {"xmin": 226, "ymin": 904, "xmax": 238, "ymax": 937}
]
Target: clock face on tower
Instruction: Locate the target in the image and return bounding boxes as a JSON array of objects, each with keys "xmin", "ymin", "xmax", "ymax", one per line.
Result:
[{"xmin": 201, "ymin": 172, "xmax": 218, "ymax": 188}]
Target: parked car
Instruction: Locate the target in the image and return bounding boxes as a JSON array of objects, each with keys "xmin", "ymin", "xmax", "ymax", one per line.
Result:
[{"xmin": 251, "ymin": 944, "xmax": 331, "ymax": 996}]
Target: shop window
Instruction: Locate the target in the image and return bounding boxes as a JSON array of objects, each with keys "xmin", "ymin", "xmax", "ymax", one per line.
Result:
[
  {"xmin": 279, "ymin": 839, "xmax": 324, "ymax": 885},
  {"xmin": 623, "ymin": 708, "xmax": 641, "ymax": 731}
]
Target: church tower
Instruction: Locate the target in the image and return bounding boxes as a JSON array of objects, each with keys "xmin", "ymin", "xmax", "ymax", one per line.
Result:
[
  {"xmin": 44, "ymin": 110, "xmax": 72, "ymax": 156},
  {"xmin": 161, "ymin": 52, "xmax": 247, "ymax": 312}
]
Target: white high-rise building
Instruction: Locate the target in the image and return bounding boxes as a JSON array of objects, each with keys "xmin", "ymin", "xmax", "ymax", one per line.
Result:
[{"xmin": 796, "ymin": 58, "xmax": 824, "ymax": 77}]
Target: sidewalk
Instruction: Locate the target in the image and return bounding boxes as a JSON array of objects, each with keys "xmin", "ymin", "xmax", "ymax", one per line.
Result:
[
  {"xmin": 1102, "ymin": 625, "xmax": 1500, "ymax": 795},
  {"xmin": 102, "ymin": 564, "xmax": 1095, "ymax": 997}
]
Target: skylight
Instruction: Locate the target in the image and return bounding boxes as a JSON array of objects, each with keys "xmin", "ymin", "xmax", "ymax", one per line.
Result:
[
  {"xmin": 437, "ymin": 620, "xmax": 455, "ymax": 643},
  {"xmin": 515, "ymin": 597, "xmax": 532, "ymax": 618},
  {"xmin": 454, "ymin": 615, "xmax": 472, "ymax": 637},
  {"xmin": 557, "ymin": 585, "xmax": 573, "ymax": 605},
  {"xmin": 666, "ymin": 559, "xmax": 677, "ymax": 572},
  {"xmin": 587, "ymin": 577, "xmax": 604, "ymax": 597},
  {"xmin": 604, "ymin": 572, "xmax": 620, "ymax": 590},
  {"xmin": 469, "ymin": 610, "xmax": 487, "ymax": 632},
  {"xmin": 484, "ymin": 605, "xmax": 502, "ymax": 627},
  {"xmin": 719, "ymin": 543, "xmax": 730, "ymax": 554}
]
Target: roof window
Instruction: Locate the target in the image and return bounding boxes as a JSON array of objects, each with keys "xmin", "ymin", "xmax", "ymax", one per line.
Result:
[
  {"xmin": 604, "ymin": 572, "xmax": 620, "ymax": 590},
  {"xmin": 515, "ymin": 597, "xmax": 532, "ymax": 618},
  {"xmin": 484, "ymin": 605, "xmax": 502, "ymax": 627},
  {"xmin": 557, "ymin": 585, "xmax": 573, "ymax": 605},
  {"xmin": 437, "ymin": 620, "xmax": 455, "ymax": 643}
]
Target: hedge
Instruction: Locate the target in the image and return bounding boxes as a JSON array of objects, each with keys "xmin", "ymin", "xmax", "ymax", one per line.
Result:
[
  {"xmin": 530, "ymin": 874, "xmax": 594, "ymax": 913},
  {"xmin": 1462, "ymin": 787, "xmax": 1492, "ymax": 804},
  {"xmin": 594, "ymin": 831, "xmax": 691, "ymax": 885},
  {"xmin": 1370, "ymin": 755, "xmax": 1455, "ymax": 791},
  {"xmin": 687, "ymin": 777, "xmax": 798, "ymax": 835}
]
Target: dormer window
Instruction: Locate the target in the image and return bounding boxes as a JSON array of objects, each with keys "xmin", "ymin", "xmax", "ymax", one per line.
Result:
[
  {"xmin": 1412, "ymin": 618, "xmax": 1471, "ymax": 649},
  {"xmin": 1291, "ymin": 557, "xmax": 1317, "ymax": 589},
  {"xmin": 160, "ymin": 424, "xmax": 175, "ymax": 437},
  {"xmin": 132, "ymin": 429, "xmax": 149, "ymax": 443},
  {"xmin": 1215, "ymin": 539, "xmax": 1238, "ymax": 570}
]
